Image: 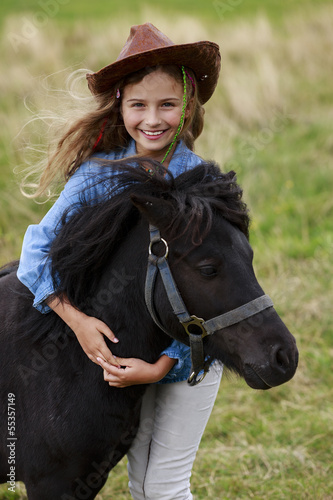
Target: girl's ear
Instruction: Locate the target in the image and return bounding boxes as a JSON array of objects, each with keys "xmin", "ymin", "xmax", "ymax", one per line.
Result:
[
  {"xmin": 185, "ymin": 98, "xmax": 194, "ymax": 119},
  {"xmin": 130, "ymin": 193, "xmax": 173, "ymax": 229}
]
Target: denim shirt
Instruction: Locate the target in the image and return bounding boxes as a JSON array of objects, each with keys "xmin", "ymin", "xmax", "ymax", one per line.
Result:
[{"xmin": 17, "ymin": 139, "xmax": 203, "ymax": 384}]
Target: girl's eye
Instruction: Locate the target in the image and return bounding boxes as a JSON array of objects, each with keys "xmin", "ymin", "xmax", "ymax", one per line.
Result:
[
  {"xmin": 162, "ymin": 102, "xmax": 174, "ymax": 107},
  {"xmin": 199, "ymin": 266, "xmax": 217, "ymax": 277},
  {"xmin": 132, "ymin": 103, "xmax": 144, "ymax": 108}
]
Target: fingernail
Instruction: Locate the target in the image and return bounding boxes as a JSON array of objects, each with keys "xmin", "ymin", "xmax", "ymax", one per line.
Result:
[
  {"xmin": 96, "ymin": 357, "xmax": 102, "ymax": 363},
  {"xmin": 113, "ymin": 338, "xmax": 119, "ymax": 343}
]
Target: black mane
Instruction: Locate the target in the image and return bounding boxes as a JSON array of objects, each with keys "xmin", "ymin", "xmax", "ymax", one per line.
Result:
[{"xmin": 50, "ymin": 159, "xmax": 249, "ymax": 307}]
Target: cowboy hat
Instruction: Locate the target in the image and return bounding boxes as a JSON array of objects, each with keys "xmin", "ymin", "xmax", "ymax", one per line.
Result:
[{"xmin": 86, "ymin": 23, "xmax": 221, "ymax": 104}]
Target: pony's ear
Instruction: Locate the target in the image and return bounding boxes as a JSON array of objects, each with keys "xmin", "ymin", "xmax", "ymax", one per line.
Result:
[{"xmin": 130, "ymin": 193, "xmax": 173, "ymax": 228}]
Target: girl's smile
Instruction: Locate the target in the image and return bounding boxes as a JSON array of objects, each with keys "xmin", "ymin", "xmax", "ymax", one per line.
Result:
[
  {"xmin": 140, "ymin": 130, "xmax": 167, "ymax": 139},
  {"xmin": 121, "ymin": 69, "xmax": 190, "ymax": 161}
]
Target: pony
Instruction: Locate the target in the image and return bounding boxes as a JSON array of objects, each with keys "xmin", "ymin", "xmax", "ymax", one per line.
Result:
[{"xmin": 0, "ymin": 160, "xmax": 298, "ymax": 499}]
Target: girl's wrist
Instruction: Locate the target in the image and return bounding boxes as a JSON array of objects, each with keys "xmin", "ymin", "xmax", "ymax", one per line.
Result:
[
  {"xmin": 151, "ymin": 355, "xmax": 177, "ymax": 382},
  {"xmin": 46, "ymin": 295, "xmax": 85, "ymax": 329}
]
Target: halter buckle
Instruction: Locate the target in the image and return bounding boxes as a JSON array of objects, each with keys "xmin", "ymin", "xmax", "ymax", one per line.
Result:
[{"xmin": 182, "ymin": 315, "xmax": 207, "ymax": 338}]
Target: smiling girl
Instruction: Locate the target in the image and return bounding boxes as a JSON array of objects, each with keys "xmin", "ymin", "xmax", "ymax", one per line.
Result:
[
  {"xmin": 17, "ymin": 23, "xmax": 222, "ymax": 499},
  {"xmin": 121, "ymin": 67, "xmax": 191, "ymax": 160}
]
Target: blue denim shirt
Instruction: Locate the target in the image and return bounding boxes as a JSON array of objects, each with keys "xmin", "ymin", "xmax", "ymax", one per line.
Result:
[{"xmin": 17, "ymin": 139, "xmax": 203, "ymax": 384}]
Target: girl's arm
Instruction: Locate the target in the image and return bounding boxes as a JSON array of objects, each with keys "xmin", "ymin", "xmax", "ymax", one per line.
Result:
[
  {"xmin": 18, "ymin": 161, "xmax": 121, "ymax": 366},
  {"xmin": 97, "ymin": 355, "xmax": 177, "ymax": 387},
  {"xmin": 17, "ymin": 160, "xmax": 105, "ymax": 313},
  {"xmin": 47, "ymin": 295, "xmax": 120, "ymax": 367}
]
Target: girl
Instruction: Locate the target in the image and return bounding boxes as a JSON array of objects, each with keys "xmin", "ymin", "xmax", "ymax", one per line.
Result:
[{"xmin": 17, "ymin": 23, "xmax": 222, "ymax": 499}]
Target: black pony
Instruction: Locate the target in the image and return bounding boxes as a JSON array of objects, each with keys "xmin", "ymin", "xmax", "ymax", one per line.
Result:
[{"xmin": 0, "ymin": 160, "xmax": 298, "ymax": 499}]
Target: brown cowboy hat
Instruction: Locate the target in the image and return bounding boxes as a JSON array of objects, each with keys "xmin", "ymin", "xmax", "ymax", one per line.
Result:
[{"xmin": 86, "ymin": 23, "xmax": 221, "ymax": 104}]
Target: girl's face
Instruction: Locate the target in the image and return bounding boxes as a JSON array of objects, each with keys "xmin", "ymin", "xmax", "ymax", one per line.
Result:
[{"xmin": 121, "ymin": 69, "xmax": 190, "ymax": 161}]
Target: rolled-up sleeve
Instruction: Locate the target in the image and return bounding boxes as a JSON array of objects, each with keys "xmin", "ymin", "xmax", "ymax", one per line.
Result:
[{"xmin": 158, "ymin": 340, "xmax": 192, "ymax": 383}]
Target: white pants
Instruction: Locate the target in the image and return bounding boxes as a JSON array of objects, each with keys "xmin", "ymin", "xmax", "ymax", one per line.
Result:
[{"xmin": 127, "ymin": 362, "xmax": 223, "ymax": 500}]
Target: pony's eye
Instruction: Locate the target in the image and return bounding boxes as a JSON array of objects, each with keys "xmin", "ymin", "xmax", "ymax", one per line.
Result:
[{"xmin": 199, "ymin": 266, "xmax": 217, "ymax": 277}]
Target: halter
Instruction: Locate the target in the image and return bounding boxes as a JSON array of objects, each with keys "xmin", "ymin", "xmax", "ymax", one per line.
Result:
[{"xmin": 145, "ymin": 225, "xmax": 274, "ymax": 386}]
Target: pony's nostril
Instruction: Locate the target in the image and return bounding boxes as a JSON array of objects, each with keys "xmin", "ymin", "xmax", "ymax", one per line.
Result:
[{"xmin": 271, "ymin": 345, "xmax": 290, "ymax": 371}]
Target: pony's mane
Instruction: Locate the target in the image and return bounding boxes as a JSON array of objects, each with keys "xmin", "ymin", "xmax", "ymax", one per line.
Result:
[{"xmin": 50, "ymin": 159, "xmax": 249, "ymax": 307}]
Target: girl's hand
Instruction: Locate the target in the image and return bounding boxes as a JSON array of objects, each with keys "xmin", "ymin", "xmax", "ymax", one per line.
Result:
[
  {"xmin": 46, "ymin": 295, "xmax": 120, "ymax": 366},
  {"xmin": 72, "ymin": 314, "xmax": 120, "ymax": 367},
  {"xmin": 97, "ymin": 355, "xmax": 177, "ymax": 388}
]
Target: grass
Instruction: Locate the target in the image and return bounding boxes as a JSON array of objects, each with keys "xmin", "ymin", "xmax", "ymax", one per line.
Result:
[
  {"xmin": 0, "ymin": 1, "xmax": 332, "ymax": 499},
  {"xmin": 1, "ymin": 0, "xmax": 333, "ymax": 27}
]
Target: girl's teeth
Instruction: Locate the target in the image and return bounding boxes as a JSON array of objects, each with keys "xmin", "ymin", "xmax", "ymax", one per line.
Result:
[{"xmin": 144, "ymin": 130, "xmax": 164, "ymax": 136}]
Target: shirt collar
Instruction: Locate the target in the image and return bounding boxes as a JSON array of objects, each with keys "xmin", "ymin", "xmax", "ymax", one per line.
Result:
[
  {"xmin": 167, "ymin": 141, "xmax": 188, "ymax": 176},
  {"xmin": 126, "ymin": 139, "xmax": 192, "ymax": 176}
]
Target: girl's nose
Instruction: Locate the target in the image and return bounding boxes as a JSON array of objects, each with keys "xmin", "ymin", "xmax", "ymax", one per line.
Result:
[{"xmin": 145, "ymin": 108, "xmax": 161, "ymax": 127}]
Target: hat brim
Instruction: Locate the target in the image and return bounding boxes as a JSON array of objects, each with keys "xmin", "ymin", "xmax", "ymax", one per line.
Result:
[{"xmin": 86, "ymin": 41, "xmax": 221, "ymax": 104}]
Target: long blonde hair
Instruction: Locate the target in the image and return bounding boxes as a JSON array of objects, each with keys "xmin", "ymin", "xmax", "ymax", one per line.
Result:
[{"xmin": 21, "ymin": 65, "xmax": 205, "ymax": 199}]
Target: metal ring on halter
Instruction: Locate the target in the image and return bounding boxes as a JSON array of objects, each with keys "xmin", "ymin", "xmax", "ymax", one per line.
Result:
[
  {"xmin": 188, "ymin": 370, "xmax": 207, "ymax": 385},
  {"xmin": 148, "ymin": 237, "xmax": 169, "ymax": 260}
]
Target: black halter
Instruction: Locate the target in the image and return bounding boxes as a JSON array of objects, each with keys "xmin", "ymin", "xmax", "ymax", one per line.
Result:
[{"xmin": 145, "ymin": 225, "xmax": 274, "ymax": 386}]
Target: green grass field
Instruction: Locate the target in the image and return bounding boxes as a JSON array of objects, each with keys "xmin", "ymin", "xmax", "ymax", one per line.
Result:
[{"xmin": 0, "ymin": 1, "xmax": 332, "ymax": 498}]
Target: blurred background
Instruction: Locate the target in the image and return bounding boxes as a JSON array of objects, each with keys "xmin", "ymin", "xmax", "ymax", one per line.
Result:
[{"xmin": 0, "ymin": 1, "xmax": 332, "ymax": 498}]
